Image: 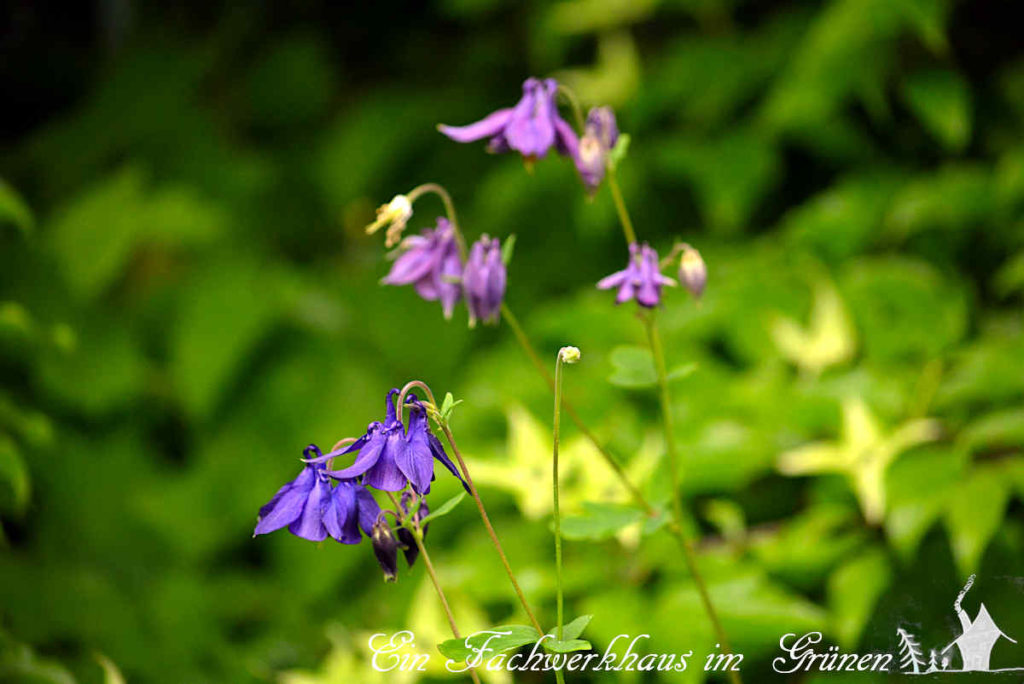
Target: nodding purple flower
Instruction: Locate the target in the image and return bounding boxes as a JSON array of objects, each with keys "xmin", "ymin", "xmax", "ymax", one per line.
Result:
[
  {"xmin": 678, "ymin": 244, "xmax": 707, "ymax": 299},
  {"xmin": 574, "ymin": 107, "xmax": 619, "ymax": 194},
  {"xmin": 463, "ymin": 236, "xmax": 506, "ymax": 326},
  {"xmin": 381, "ymin": 217, "xmax": 463, "ymax": 319},
  {"xmin": 396, "ymin": 492, "xmax": 430, "ymax": 567},
  {"xmin": 253, "ymin": 445, "xmax": 380, "ymax": 543},
  {"xmin": 309, "ymin": 389, "xmax": 468, "ymax": 494},
  {"xmin": 597, "ymin": 242, "xmax": 676, "ymax": 308},
  {"xmin": 439, "ymin": 77, "xmax": 578, "ymax": 160},
  {"xmin": 371, "ymin": 517, "xmax": 400, "ymax": 582}
]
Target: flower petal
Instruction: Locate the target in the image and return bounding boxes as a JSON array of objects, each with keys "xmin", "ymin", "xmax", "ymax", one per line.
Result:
[
  {"xmin": 324, "ymin": 429, "xmax": 385, "ymax": 479},
  {"xmin": 362, "ymin": 431, "xmax": 408, "ymax": 491},
  {"xmin": 438, "ymin": 108, "xmax": 514, "ymax": 143},
  {"xmin": 355, "ymin": 486, "xmax": 380, "ymax": 537},
  {"xmin": 288, "ymin": 476, "xmax": 329, "ymax": 541},
  {"xmin": 254, "ymin": 466, "xmax": 316, "ymax": 536}
]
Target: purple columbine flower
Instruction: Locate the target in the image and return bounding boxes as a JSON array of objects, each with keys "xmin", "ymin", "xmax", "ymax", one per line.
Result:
[
  {"xmin": 381, "ymin": 217, "xmax": 463, "ymax": 319},
  {"xmin": 438, "ymin": 77, "xmax": 578, "ymax": 160},
  {"xmin": 310, "ymin": 389, "xmax": 467, "ymax": 494},
  {"xmin": 574, "ymin": 107, "xmax": 619, "ymax": 194},
  {"xmin": 463, "ymin": 236, "xmax": 506, "ymax": 326},
  {"xmin": 253, "ymin": 445, "xmax": 380, "ymax": 543},
  {"xmin": 597, "ymin": 242, "xmax": 676, "ymax": 308}
]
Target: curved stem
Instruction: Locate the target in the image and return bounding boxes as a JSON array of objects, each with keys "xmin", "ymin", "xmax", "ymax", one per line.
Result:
[
  {"xmin": 556, "ymin": 84, "xmax": 586, "ymax": 132},
  {"xmin": 407, "ymin": 182, "xmax": 468, "ymax": 259},
  {"xmin": 643, "ymin": 313, "xmax": 741, "ymax": 684},
  {"xmin": 437, "ymin": 422, "xmax": 545, "ymax": 636},
  {"xmin": 605, "ymin": 166, "xmax": 637, "ymax": 245},
  {"xmin": 397, "ymin": 380, "xmax": 438, "ymax": 417}
]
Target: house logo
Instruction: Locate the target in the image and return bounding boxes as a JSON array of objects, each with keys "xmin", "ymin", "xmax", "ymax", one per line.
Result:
[{"xmin": 897, "ymin": 575, "xmax": 1020, "ymax": 674}]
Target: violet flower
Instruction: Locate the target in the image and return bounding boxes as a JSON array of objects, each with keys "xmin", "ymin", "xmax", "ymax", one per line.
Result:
[
  {"xmin": 382, "ymin": 217, "xmax": 463, "ymax": 319},
  {"xmin": 597, "ymin": 242, "xmax": 676, "ymax": 308},
  {"xmin": 463, "ymin": 236, "xmax": 506, "ymax": 326},
  {"xmin": 574, "ymin": 106, "xmax": 619, "ymax": 194},
  {"xmin": 310, "ymin": 389, "xmax": 467, "ymax": 494},
  {"xmin": 253, "ymin": 445, "xmax": 380, "ymax": 543},
  {"xmin": 439, "ymin": 77, "xmax": 578, "ymax": 160}
]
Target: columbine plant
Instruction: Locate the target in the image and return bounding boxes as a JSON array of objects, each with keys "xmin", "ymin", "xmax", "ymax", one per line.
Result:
[{"xmin": 256, "ymin": 74, "xmax": 733, "ymax": 683}]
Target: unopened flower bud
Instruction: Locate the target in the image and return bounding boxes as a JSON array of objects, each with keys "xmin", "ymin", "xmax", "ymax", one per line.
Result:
[
  {"xmin": 678, "ymin": 245, "xmax": 707, "ymax": 299},
  {"xmin": 366, "ymin": 195, "xmax": 413, "ymax": 247},
  {"xmin": 558, "ymin": 346, "xmax": 581, "ymax": 364},
  {"xmin": 371, "ymin": 519, "xmax": 400, "ymax": 582}
]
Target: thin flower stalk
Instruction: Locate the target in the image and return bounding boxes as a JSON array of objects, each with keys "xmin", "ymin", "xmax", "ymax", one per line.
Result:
[
  {"xmin": 395, "ymin": 381, "xmax": 545, "ymax": 637},
  {"xmin": 388, "ymin": 491, "xmax": 482, "ymax": 684},
  {"xmin": 607, "ymin": 161, "xmax": 742, "ymax": 684},
  {"xmin": 552, "ymin": 347, "xmax": 580, "ymax": 684}
]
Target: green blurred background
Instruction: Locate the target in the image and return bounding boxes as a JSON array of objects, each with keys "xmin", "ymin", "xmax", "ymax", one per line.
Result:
[{"xmin": 2, "ymin": 0, "xmax": 1023, "ymax": 682}]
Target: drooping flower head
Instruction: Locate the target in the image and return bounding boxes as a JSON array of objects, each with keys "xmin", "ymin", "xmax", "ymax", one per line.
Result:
[
  {"xmin": 439, "ymin": 78, "xmax": 578, "ymax": 160},
  {"xmin": 463, "ymin": 236, "xmax": 506, "ymax": 326},
  {"xmin": 311, "ymin": 389, "xmax": 468, "ymax": 494},
  {"xmin": 597, "ymin": 242, "xmax": 676, "ymax": 308},
  {"xmin": 574, "ymin": 106, "xmax": 619, "ymax": 194},
  {"xmin": 371, "ymin": 517, "xmax": 401, "ymax": 582},
  {"xmin": 678, "ymin": 244, "xmax": 707, "ymax": 299},
  {"xmin": 366, "ymin": 195, "xmax": 413, "ymax": 247},
  {"xmin": 381, "ymin": 217, "xmax": 463, "ymax": 319},
  {"xmin": 253, "ymin": 445, "xmax": 380, "ymax": 543}
]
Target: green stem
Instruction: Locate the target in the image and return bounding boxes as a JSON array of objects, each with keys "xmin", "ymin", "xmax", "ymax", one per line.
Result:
[
  {"xmin": 605, "ymin": 166, "xmax": 637, "ymax": 245},
  {"xmin": 407, "ymin": 182, "xmax": 468, "ymax": 259},
  {"xmin": 501, "ymin": 304, "xmax": 654, "ymax": 515},
  {"xmin": 642, "ymin": 313, "xmax": 741, "ymax": 684},
  {"xmin": 552, "ymin": 349, "xmax": 575, "ymax": 684},
  {"xmin": 437, "ymin": 423, "xmax": 546, "ymax": 637},
  {"xmin": 388, "ymin": 492, "xmax": 482, "ymax": 684},
  {"xmin": 556, "ymin": 84, "xmax": 586, "ymax": 132}
]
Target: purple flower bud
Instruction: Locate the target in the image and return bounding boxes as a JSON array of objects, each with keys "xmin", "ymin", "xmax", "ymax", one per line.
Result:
[
  {"xmin": 381, "ymin": 218, "xmax": 463, "ymax": 319},
  {"xmin": 463, "ymin": 236, "xmax": 506, "ymax": 326},
  {"xmin": 371, "ymin": 518, "xmax": 400, "ymax": 582},
  {"xmin": 586, "ymin": 106, "xmax": 619, "ymax": 150},
  {"xmin": 678, "ymin": 245, "xmax": 707, "ymax": 299},
  {"xmin": 439, "ymin": 78, "xmax": 579, "ymax": 161},
  {"xmin": 597, "ymin": 242, "xmax": 676, "ymax": 308},
  {"xmin": 573, "ymin": 107, "xmax": 619, "ymax": 194}
]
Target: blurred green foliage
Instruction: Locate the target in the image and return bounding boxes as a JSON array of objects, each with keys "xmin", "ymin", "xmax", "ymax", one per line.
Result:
[{"xmin": 2, "ymin": 0, "xmax": 1024, "ymax": 682}]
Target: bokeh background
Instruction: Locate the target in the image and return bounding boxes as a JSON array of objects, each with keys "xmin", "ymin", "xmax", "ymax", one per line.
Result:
[{"xmin": 2, "ymin": 0, "xmax": 1023, "ymax": 682}]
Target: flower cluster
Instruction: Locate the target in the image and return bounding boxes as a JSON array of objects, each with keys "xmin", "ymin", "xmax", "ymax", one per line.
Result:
[
  {"xmin": 254, "ymin": 388, "xmax": 468, "ymax": 580},
  {"xmin": 381, "ymin": 220, "xmax": 508, "ymax": 326},
  {"xmin": 598, "ymin": 242, "xmax": 676, "ymax": 308},
  {"xmin": 439, "ymin": 77, "xmax": 620, "ymax": 196}
]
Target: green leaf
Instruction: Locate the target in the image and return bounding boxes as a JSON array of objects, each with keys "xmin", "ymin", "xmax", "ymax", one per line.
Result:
[
  {"xmin": 0, "ymin": 436, "xmax": 30, "ymax": 513},
  {"xmin": 608, "ymin": 133, "xmax": 631, "ymax": 169},
  {"xmin": 827, "ymin": 548, "xmax": 891, "ymax": 647},
  {"xmin": 439, "ymin": 391, "xmax": 463, "ymax": 422},
  {"xmin": 544, "ymin": 639, "xmax": 592, "ymax": 653},
  {"xmin": 608, "ymin": 346, "xmax": 695, "ymax": 389},
  {"xmin": 559, "ymin": 502, "xmax": 644, "ymax": 540},
  {"xmin": 0, "ymin": 178, "xmax": 34, "ymax": 234},
  {"xmin": 437, "ymin": 624, "xmax": 539, "ymax": 662},
  {"xmin": 903, "ymin": 69, "xmax": 971, "ymax": 151},
  {"xmin": 945, "ymin": 465, "xmax": 1011, "ymax": 576},
  {"xmin": 501, "ymin": 234, "xmax": 516, "ymax": 265},
  {"xmin": 545, "ymin": 614, "xmax": 593, "ymax": 641},
  {"xmin": 419, "ymin": 492, "xmax": 466, "ymax": 525}
]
